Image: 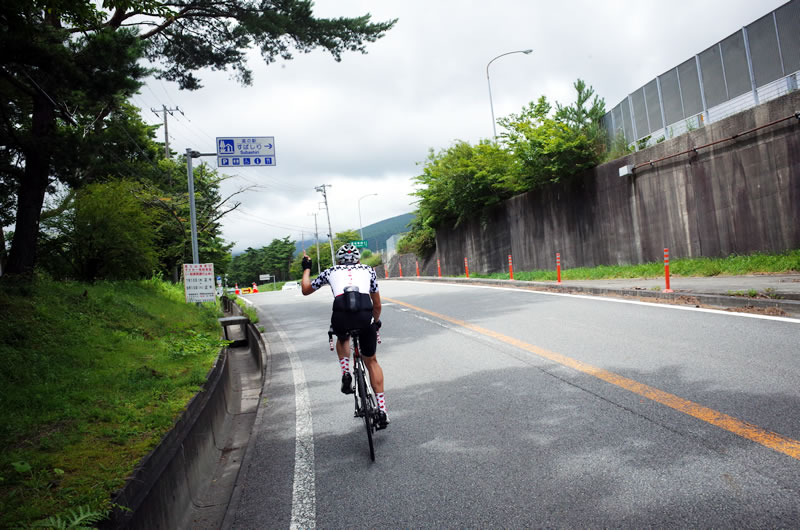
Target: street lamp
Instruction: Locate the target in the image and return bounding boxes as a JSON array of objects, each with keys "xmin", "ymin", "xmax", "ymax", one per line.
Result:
[
  {"xmin": 486, "ymin": 49, "xmax": 533, "ymax": 138},
  {"xmin": 358, "ymin": 193, "xmax": 378, "ymax": 241}
]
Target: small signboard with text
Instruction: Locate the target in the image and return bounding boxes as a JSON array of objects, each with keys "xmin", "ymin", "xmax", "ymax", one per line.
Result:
[
  {"xmin": 183, "ymin": 263, "xmax": 216, "ymax": 303},
  {"xmin": 351, "ymin": 240, "xmax": 368, "ymax": 248}
]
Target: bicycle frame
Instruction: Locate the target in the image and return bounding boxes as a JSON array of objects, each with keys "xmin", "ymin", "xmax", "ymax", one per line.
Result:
[
  {"xmin": 352, "ymin": 331, "xmax": 378, "ymax": 460},
  {"xmin": 328, "ymin": 327, "xmax": 381, "ymax": 461}
]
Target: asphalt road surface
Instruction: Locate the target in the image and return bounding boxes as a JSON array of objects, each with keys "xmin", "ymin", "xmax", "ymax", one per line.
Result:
[{"xmin": 226, "ymin": 280, "xmax": 800, "ymax": 528}]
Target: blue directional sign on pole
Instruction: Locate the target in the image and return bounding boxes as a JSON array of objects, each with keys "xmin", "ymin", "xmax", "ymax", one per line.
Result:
[{"xmin": 216, "ymin": 136, "xmax": 276, "ymax": 167}]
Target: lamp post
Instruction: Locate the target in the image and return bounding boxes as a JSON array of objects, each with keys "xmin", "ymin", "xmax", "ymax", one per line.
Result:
[
  {"xmin": 486, "ymin": 49, "xmax": 533, "ymax": 138},
  {"xmin": 358, "ymin": 193, "xmax": 378, "ymax": 241}
]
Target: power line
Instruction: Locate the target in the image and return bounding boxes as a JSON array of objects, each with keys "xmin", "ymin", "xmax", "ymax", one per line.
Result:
[
  {"xmin": 173, "ymin": 110, "xmax": 217, "ymax": 143},
  {"xmin": 233, "ymin": 207, "xmax": 315, "ymax": 232},
  {"xmin": 158, "ymin": 79, "xmax": 180, "ymax": 108}
]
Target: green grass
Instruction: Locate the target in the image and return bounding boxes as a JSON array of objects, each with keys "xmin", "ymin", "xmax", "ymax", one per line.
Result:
[
  {"xmin": 234, "ymin": 296, "xmax": 259, "ymax": 323},
  {"xmin": 468, "ymin": 249, "xmax": 800, "ymax": 281},
  {"xmin": 0, "ymin": 275, "xmax": 228, "ymax": 528}
]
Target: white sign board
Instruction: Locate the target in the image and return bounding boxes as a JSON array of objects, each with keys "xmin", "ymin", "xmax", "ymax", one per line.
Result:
[
  {"xmin": 259, "ymin": 274, "xmax": 271, "ymax": 281},
  {"xmin": 216, "ymin": 136, "xmax": 276, "ymax": 167},
  {"xmin": 183, "ymin": 263, "xmax": 216, "ymax": 303}
]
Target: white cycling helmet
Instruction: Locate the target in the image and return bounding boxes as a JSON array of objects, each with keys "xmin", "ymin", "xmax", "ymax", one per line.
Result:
[{"xmin": 336, "ymin": 243, "xmax": 360, "ymax": 264}]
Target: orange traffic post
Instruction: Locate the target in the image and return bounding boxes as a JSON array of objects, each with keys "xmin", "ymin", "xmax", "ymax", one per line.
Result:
[
  {"xmin": 385, "ymin": 267, "xmax": 389, "ymax": 279},
  {"xmin": 556, "ymin": 253, "xmax": 561, "ymax": 284},
  {"xmin": 416, "ymin": 260, "xmax": 420, "ymax": 277},
  {"xmin": 464, "ymin": 257, "xmax": 470, "ymax": 278},
  {"xmin": 508, "ymin": 254, "xmax": 514, "ymax": 280},
  {"xmin": 252, "ymin": 282, "xmax": 259, "ymax": 293},
  {"xmin": 437, "ymin": 258, "xmax": 442, "ymax": 278},
  {"xmin": 399, "ymin": 262, "xmax": 403, "ymax": 278},
  {"xmin": 663, "ymin": 248, "xmax": 673, "ymax": 293}
]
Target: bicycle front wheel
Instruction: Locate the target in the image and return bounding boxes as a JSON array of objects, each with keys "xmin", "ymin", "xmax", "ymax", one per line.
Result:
[{"xmin": 355, "ymin": 367, "xmax": 375, "ymax": 461}]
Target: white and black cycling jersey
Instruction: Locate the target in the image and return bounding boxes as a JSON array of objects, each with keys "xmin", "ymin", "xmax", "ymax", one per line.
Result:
[{"xmin": 310, "ymin": 263, "xmax": 379, "ymax": 297}]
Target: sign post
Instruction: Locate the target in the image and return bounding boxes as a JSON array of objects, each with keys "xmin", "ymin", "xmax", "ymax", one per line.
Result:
[{"xmin": 183, "ymin": 263, "xmax": 216, "ymax": 303}]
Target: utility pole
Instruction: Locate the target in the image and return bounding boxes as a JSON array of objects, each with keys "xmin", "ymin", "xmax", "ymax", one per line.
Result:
[
  {"xmin": 309, "ymin": 211, "xmax": 321, "ymax": 275},
  {"xmin": 315, "ymin": 184, "xmax": 335, "ymax": 265},
  {"xmin": 151, "ymin": 105, "xmax": 182, "ymax": 158}
]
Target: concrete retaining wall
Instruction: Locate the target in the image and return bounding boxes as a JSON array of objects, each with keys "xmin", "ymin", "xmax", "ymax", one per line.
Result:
[{"xmin": 430, "ymin": 91, "xmax": 800, "ymax": 275}]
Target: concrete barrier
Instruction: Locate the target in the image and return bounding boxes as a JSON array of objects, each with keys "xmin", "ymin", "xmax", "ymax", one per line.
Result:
[{"xmin": 104, "ymin": 298, "xmax": 265, "ymax": 529}]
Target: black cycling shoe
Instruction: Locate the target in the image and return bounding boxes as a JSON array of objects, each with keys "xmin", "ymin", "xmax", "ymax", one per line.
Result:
[
  {"xmin": 340, "ymin": 373, "xmax": 354, "ymax": 394},
  {"xmin": 376, "ymin": 411, "xmax": 390, "ymax": 430}
]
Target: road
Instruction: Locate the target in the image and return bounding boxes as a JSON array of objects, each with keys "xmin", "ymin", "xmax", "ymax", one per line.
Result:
[{"xmin": 226, "ymin": 280, "xmax": 800, "ymax": 528}]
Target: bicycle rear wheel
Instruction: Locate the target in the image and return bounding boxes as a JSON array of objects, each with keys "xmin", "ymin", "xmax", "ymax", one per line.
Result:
[{"xmin": 355, "ymin": 363, "xmax": 375, "ymax": 461}]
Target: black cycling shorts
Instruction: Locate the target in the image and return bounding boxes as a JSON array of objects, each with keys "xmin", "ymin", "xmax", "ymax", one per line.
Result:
[{"xmin": 330, "ymin": 309, "xmax": 378, "ymax": 357}]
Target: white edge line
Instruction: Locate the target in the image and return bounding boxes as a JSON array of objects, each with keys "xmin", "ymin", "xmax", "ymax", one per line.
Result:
[
  {"xmin": 391, "ymin": 280, "xmax": 800, "ymax": 324},
  {"xmin": 237, "ymin": 296, "xmax": 317, "ymax": 527},
  {"xmin": 276, "ymin": 326, "xmax": 317, "ymax": 529}
]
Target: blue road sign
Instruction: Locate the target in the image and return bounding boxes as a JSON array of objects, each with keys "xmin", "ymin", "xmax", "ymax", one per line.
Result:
[{"xmin": 216, "ymin": 136, "xmax": 276, "ymax": 167}]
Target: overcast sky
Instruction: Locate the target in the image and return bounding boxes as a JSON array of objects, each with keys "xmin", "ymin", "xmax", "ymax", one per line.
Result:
[{"xmin": 130, "ymin": 0, "xmax": 788, "ymax": 253}]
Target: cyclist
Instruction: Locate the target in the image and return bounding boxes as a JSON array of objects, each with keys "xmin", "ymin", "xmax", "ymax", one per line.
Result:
[{"xmin": 300, "ymin": 244, "xmax": 389, "ymax": 428}]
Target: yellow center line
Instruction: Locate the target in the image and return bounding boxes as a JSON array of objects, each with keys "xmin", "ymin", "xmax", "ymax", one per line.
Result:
[{"xmin": 385, "ymin": 297, "xmax": 800, "ymax": 461}]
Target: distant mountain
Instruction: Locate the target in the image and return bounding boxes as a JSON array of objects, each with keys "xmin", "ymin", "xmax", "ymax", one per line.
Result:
[
  {"xmin": 293, "ymin": 212, "xmax": 414, "ymax": 255},
  {"xmin": 362, "ymin": 212, "xmax": 415, "ymax": 251}
]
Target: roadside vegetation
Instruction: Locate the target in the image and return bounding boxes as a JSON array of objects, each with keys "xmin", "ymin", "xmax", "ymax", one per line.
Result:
[
  {"xmin": 468, "ymin": 250, "xmax": 800, "ymax": 281},
  {"xmin": 232, "ymin": 295, "xmax": 259, "ymax": 323},
  {"xmin": 399, "ymin": 80, "xmax": 611, "ymax": 258},
  {"xmin": 0, "ymin": 276, "xmax": 229, "ymax": 528}
]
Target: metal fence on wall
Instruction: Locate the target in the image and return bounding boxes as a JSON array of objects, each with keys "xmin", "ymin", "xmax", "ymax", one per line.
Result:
[{"xmin": 602, "ymin": 0, "xmax": 800, "ymax": 148}]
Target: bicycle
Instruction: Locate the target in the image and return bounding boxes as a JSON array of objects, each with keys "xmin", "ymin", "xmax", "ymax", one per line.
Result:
[{"xmin": 328, "ymin": 324, "xmax": 383, "ymax": 461}]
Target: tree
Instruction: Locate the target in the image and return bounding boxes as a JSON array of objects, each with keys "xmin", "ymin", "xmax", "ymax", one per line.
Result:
[
  {"xmin": 1, "ymin": 1, "xmax": 396, "ymax": 277},
  {"xmin": 38, "ymin": 180, "xmax": 159, "ymax": 282},
  {"xmin": 146, "ymin": 158, "xmax": 236, "ymax": 281},
  {"xmin": 412, "ymin": 140, "xmax": 517, "ymax": 228},
  {"xmin": 229, "ymin": 237, "xmax": 296, "ymax": 286},
  {"xmin": 554, "ymin": 80, "xmax": 606, "ymax": 134},
  {"xmin": 554, "ymin": 79, "xmax": 607, "ymax": 159},
  {"xmin": 498, "ymin": 81, "xmax": 606, "ymax": 190}
]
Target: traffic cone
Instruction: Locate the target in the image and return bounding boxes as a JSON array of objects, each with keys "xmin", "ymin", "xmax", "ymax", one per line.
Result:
[
  {"xmin": 252, "ymin": 282, "xmax": 259, "ymax": 293},
  {"xmin": 235, "ymin": 283, "xmax": 240, "ymax": 295}
]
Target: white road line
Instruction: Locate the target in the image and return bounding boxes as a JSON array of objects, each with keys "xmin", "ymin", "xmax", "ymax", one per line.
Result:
[
  {"xmin": 277, "ymin": 327, "xmax": 317, "ymax": 529},
  {"xmin": 393, "ymin": 280, "xmax": 800, "ymax": 324}
]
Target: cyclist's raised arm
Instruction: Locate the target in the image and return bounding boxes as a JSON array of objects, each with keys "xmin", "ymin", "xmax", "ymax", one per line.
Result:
[{"xmin": 301, "ymin": 252, "xmax": 315, "ymax": 296}]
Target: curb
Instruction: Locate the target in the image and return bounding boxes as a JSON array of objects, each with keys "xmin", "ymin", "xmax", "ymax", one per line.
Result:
[{"xmin": 388, "ymin": 276, "xmax": 800, "ymax": 318}]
